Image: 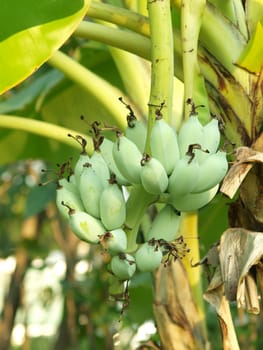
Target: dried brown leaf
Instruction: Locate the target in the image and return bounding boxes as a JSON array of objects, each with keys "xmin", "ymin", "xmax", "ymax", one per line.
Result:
[
  {"xmin": 220, "ymin": 146, "xmax": 263, "ymax": 198},
  {"xmin": 219, "ymin": 228, "xmax": 263, "ymax": 311},
  {"xmin": 204, "ymin": 268, "xmax": 240, "ymax": 350},
  {"xmin": 153, "ymin": 261, "xmax": 208, "ymax": 350}
]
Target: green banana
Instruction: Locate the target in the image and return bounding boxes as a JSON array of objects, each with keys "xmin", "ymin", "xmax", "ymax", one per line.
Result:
[
  {"xmin": 140, "ymin": 154, "xmax": 168, "ymax": 195},
  {"xmin": 178, "ymin": 115, "xmax": 204, "ymax": 157},
  {"xmin": 135, "ymin": 241, "xmax": 163, "ymax": 272},
  {"xmin": 100, "ymin": 228, "xmax": 127, "ymax": 255},
  {"xmin": 126, "ymin": 119, "xmax": 147, "ymax": 153},
  {"xmin": 112, "ymin": 133, "xmax": 142, "ymax": 184},
  {"xmin": 62, "ymin": 204, "xmax": 105, "ymax": 243},
  {"xmin": 192, "ymin": 151, "xmax": 228, "ymax": 193},
  {"xmin": 74, "ymin": 153, "xmax": 90, "ymax": 185},
  {"xmin": 150, "ymin": 118, "xmax": 180, "ymax": 175},
  {"xmin": 90, "ymin": 151, "xmax": 110, "ymax": 188},
  {"xmin": 100, "ymin": 180, "xmax": 126, "ymax": 230},
  {"xmin": 79, "ymin": 164, "xmax": 103, "ymax": 218},
  {"xmin": 195, "ymin": 118, "xmax": 221, "ymax": 163},
  {"xmin": 120, "ymin": 96, "xmax": 147, "ymax": 153},
  {"xmin": 169, "ymin": 185, "xmax": 219, "ymax": 212},
  {"xmin": 110, "ymin": 253, "xmax": 136, "ymax": 280},
  {"xmin": 202, "ymin": 118, "xmax": 221, "ymax": 154},
  {"xmin": 168, "ymin": 157, "xmax": 200, "ymax": 196},
  {"xmin": 146, "ymin": 204, "xmax": 181, "ymax": 242},
  {"xmin": 99, "ymin": 137, "xmax": 130, "ymax": 186},
  {"xmin": 58, "ymin": 177, "xmax": 78, "ymax": 194},
  {"xmin": 56, "ymin": 185, "xmax": 84, "ymax": 219}
]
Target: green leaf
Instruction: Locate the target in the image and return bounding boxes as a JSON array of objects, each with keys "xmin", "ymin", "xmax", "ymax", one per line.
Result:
[
  {"xmin": 24, "ymin": 183, "xmax": 56, "ymax": 218},
  {"xmin": 0, "ymin": 0, "xmax": 91, "ymax": 94},
  {"xmin": 0, "ymin": 48, "xmax": 125, "ymax": 165},
  {"xmin": 0, "ymin": 69, "xmax": 63, "ymax": 113},
  {"xmin": 198, "ymin": 193, "xmax": 230, "ymax": 250},
  {"xmin": 237, "ymin": 21, "xmax": 263, "ymax": 73}
]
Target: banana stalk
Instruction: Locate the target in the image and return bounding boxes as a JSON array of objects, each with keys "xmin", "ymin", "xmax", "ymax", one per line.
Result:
[
  {"xmin": 145, "ymin": 0, "xmax": 174, "ymax": 155},
  {"xmin": 179, "ymin": 212, "xmax": 206, "ymax": 329},
  {"xmin": 181, "ymin": 0, "xmax": 208, "ymax": 121},
  {"xmin": 125, "ymin": 185, "xmax": 157, "ymax": 252},
  {"xmin": 48, "ymin": 51, "xmax": 129, "ymax": 130},
  {"xmin": 109, "ymin": 47, "xmax": 150, "ymax": 117}
]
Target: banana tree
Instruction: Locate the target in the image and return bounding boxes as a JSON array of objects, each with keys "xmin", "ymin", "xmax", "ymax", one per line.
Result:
[{"xmin": 0, "ymin": 0, "xmax": 263, "ymax": 349}]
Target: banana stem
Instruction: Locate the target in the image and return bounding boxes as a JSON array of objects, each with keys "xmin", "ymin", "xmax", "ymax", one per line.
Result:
[
  {"xmin": 86, "ymin": 1, "xmax": 150, "ymax": 36},
  {"xmin": 0, "ymin": 115, "xmax": 93, "ymax": 152},
  {"xmin": 125, "ymin": 185, "xmax": 157, "ymax": 252},
  {"xmin": 181, "ymin": 0, "xmax": 209, "ymax": 121},
  {"xmin": 180, "ymin": 211, "xmax": 207, "ymax": 336},
  {"xmin": 48, "ymin": 50, "xmax": 127, "ymax": 130},
  {"xmin": 109, "ymin": 47, "xmax": 150, "ymax": 117},
  {"xmin": 144, "ymin": 0, "xmax": 174, "ymax": 154},
  {"xmin": 75, "ymin": 21, "xmax": 151, "ymax": 60}
]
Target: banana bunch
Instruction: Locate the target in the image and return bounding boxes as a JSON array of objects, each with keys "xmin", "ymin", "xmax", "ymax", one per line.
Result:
[
  {"xmin": 54, "ymin": 104, "xmax": 228, "ymax": 282},
  {"xmin": 168, "ymin": 115, "xmax": 228, "ymax": 211}
]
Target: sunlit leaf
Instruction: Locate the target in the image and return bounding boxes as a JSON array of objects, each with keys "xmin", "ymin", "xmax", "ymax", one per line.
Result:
[
  {"xmin": 237, "ymin": 21, "xmax": 263, "ymax": 73},
  {"xmin": 0, "ymin": 0, "xmax": 91, "ymax": 94}
]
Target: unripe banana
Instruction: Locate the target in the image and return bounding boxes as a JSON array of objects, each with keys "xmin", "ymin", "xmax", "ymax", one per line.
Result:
[
  {"xmin": 202, "ymin": 118, "xmax": 221, "ymax": 154},
  {"xmin": 110, "ymin": 253, "xmax": 136, "ymax": 280},
  {"xmin": 150, "ymin": 118, "xmax": 180, "ymax": 175},
  {"xmin": 79, "ymin": 164, "xmax": 103, "ymax": 218},
  {"xmin": 100, "ymin": 181, "xmax": 126, "ymax": 230},
  {"xmin": 146, "ymin": 204, "xmax": 181, "ymax": 242},
  {"xmin": 74, "ymin": 154, "xmax": 90, "ymax": 185},
  {"xmin": 192, "ymin": 151, "xmax": 228, "ymax": 193},
  {"xmin": 62, "ymin": 205, "xmax": 105, "ymax": 243},
  {"xmin": 58, "ymin": 177, "xmax": 78, "ymax": 194},
  {"xmin": 100, "ymin": 228, "xmax": 127, "ymax": 255},
  {"xmin": 56, "ymin": 185, "xmax": 84, "ymax": 219},
  {"xmin": 169, "ymin": 184, "xmax": 219, "ymax": 212},
  {"xmin": 140, "ymin": 154, "xmax": 168, "ymax": 195},
  {"xmin": 90, "ymin": 151, "xmax": 110, "ymax": 188},
  {"xmin": 135, "ymin": 242, "xmax": 163, "ymax": 272},
  {"xmin": 168, "ymin": 157, "xmax": 200, "ymax": 196},
  {"xmin": 126, "ymin": 119, "xmax": 147, "ymax": 153},
  {"xmin": 195, "ymin": 118, "xmax": 221, "ymax": 163},
  {"xmin": 99, "ymin": 138, "xmax": 130, "ymax": 186},
  {"xmin": 178, "ymin": 115, "xmax": 203, "ymax": 157},
  {"xmin": 112, "ymin": 133, "xmax": 142, "ymax": 184},
  {"xmin": 120, "ymin": 96, "xmax": 147, "ymax": 153},
  {"xmin": 68, "ymin": 174, "xmax": 77, "ymax": 187}
]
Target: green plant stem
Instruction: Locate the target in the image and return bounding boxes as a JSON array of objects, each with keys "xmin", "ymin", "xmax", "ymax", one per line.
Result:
[
  {"xmin": 87, "ymin": 1, "xmax": 247, "ymax": 87},
  {"xmin": 109, "ymin": 47, "xmax": 150, "ymax": 117},
  {"xmin": 75, "ymin": 21, "xmax": 151, "ymax": 60},
  {"xmin": 85, "ymin": 3, "xmax": 184, "ymax": 81},
  {"xmin": 48, "ymin": 50, "xmax": 128, "ymax": 130},
  {"xmin": 172, "ymin": 1, "xmax": 248, "ymax": 88},
  {"xmin": 87, "ymin": 1, "xmax": 150, "ymax": 36},
  {"xmin": 144, "ymin": 0, "xmax": 174, "ymax": 154},
  {"xmin": 181, "ymin": 0, "xmax": 208, "ymax": 119},
  {"xmin": 0, "ymin": 115, "xmax": 93, "ymax": 152},
  {"xmin": 125, "ymin": 185, "xmax": 157, "ymax": 252}
]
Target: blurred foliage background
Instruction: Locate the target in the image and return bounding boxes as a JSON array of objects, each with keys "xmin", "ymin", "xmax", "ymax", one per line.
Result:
[{"xmin": 0, "ymin": 0, "xmax": 263, "ymax": 349}]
